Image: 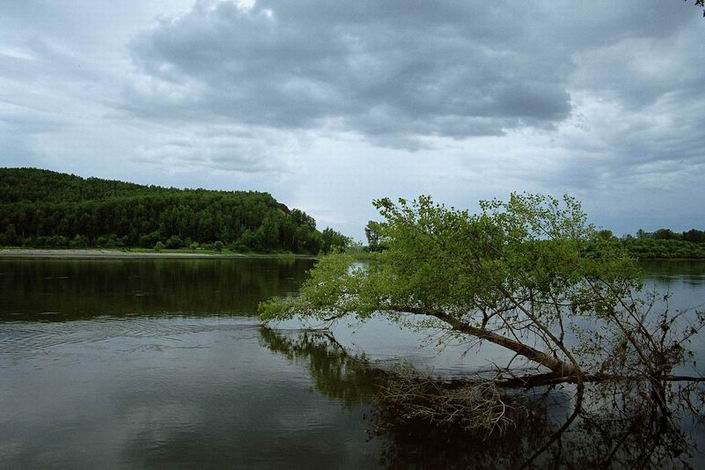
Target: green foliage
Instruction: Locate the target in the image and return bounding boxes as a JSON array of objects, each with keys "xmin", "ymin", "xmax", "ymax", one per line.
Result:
[
  {"xmin": 259, "ymin": 193, "xmax": 675, "ymax": 380},
  {"xmin": 364, "ymin": 220, "xmax": 387, "ymax": 251},
  {"xmin": 683, "ymin": 229, "xmax": 705, "ymax": 243},
  {"xmin": 596, "ymin": 229, "xmax": 615, "ymax": 241},
  {"xmin": 320, "ymin": 227, "xmax": 352, "ymax": 254},
  {"xmin": 624, "ymin": 238, "xmax": 705, "ymax": 259},
  {"xmin": 654, "ymin": 228, "xmax": 677, "ymax": 240},
  {"xmin": 0, "ymin": 223, "xmax": 17, "ymax": 246},
  {"xmin": 70, "ymin": 235, "xmax": 87, "ymax": 248},
  {"xmin": 0, "ymin": 168, "xmax": 323, "ymax": 253},
  {"xmin": 634, "ymin": 227, "xmax": 705, "ymax": 244},
  {"xmin": 165, "ymin": 235, "xmax": 184, "ymax": 249},
  {"xmin": 624, "ymin": 227, "xmax": 705, "ymax": 259},
  {"xmin": 214, "ymin": 240, "xmax": 224, "ymax": 252},
  {"xmin": 260, "ymin": 193, "xmax": 640, "ymax": 330}
]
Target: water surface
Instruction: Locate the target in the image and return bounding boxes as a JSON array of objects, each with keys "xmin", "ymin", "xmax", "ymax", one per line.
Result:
[{"xmin": 2, "ymin": 258, "xmax": 705, "ymax": 468}]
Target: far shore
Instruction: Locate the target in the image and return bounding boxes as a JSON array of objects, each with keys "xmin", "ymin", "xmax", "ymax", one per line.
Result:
[
  {"xmin": 0, "ymin": 248, "xmax": 318, "ymax": 260},
  {"xmin": 1, "ymin": 248, "xmax": 703, "ymax": 262}
]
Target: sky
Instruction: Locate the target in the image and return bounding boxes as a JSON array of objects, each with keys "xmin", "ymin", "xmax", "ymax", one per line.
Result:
[{"xmin": 1, "ymin": 0, "xmax": 704, "ymax": 240}]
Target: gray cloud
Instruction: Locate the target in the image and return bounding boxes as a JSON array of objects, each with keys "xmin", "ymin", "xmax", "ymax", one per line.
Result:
[
  {"xmin": 124, "ymin": 0, "xmax": 702, "ymax": 153},
  {"xmin": 125, "ymin": 0, "xmax": 582, "ymax": 148},
  {"xmin": 1, "ymin": 0, "xmax": 705, "ymax": 238},
  {"xmin": 130, "ymin": 124, "xmax": 303, "ymax": 174}
]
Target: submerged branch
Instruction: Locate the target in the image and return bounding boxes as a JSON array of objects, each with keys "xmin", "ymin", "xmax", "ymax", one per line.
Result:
[{"xmin": 494, "ymin": 372, "xmax": 705, "ymax": 389}]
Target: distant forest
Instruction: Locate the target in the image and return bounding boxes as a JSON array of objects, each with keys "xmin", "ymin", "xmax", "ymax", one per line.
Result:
[
  {"xmin": 587, "ymin": 228, "xmax": 705, "ymax": 259},
  {"xmin": 621, "ymin": 229, "xmax": 705, "ymax": 259},
  {"xmin": 0, "ymin": 168, "xmax": 350, "ymax": 254}
]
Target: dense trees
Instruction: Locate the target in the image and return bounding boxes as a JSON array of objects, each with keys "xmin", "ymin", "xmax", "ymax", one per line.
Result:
[
  {"xmin": 0, "ymin": 168, "xmax": 347, "ymax": 254},
  {"xmin": 623, "ymin": 227, "xmax": 705, "ymax": 259},
  {"xmin": 364, "ymin": 220, "xmax": 386, "ymax": 252},
  {"xmin": 320, "ymin": 227, "xmax": 352, "ymax": 254},
  {"xmin": 628, "ymin": 227, "xmax": 705, "ymax": 243},
  {"xmin": 623, "ymin": 238, "xmax": 705, "ymax": 259}
]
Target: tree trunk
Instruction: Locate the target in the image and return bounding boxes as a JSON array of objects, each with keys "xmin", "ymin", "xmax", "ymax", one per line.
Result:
[
  {"xmin": 434, "ymin": 311, "xmax": 578, "ymax": 376},
  {"xmin": 387, "ymin": 305, "xmax": 578, "ymax": 376}
]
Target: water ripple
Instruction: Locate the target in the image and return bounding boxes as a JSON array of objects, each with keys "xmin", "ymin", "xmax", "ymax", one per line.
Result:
[{"xmin": 0, "ymin": 317, "xmax": 260, "ymax": 356}]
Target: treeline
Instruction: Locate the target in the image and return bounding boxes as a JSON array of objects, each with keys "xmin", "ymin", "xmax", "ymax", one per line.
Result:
[
  {"xmin": 623, "ymin": 239, "xmax": 705, "ymax": 259},
  {"xmin": 631, "ymin": 228, "xmax": 705, "ymax": 243},
  {"xmin": 0, "ymin": 168, "xmax": 350, "ymax": 254},
  {"xmin": 620, "ymin": 228, "xmax": 705, "ymax": 259},
  {"xmin": 592, "ymin": 228, "xmax": 705, "ymax": 259}
]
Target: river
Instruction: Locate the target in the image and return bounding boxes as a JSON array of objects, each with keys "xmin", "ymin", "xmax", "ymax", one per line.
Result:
[{"xmin": 1, "ymin": 258, "xmax": 704, "ymax": 468}]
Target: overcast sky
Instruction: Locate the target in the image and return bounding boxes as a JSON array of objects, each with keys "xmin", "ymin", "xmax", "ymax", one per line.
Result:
[{"xmin": 1, "ymin": 0, "xmax": 704, "ymax": 239}]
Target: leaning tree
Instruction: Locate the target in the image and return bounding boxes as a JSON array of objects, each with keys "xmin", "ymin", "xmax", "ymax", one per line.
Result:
[
  {"xmin": 259, "ymin": 193, "xmax": 705, "ymax": 465},
  {"xmin": 261, "ymin": 194, "xmax": 704, "ymax": 388}
]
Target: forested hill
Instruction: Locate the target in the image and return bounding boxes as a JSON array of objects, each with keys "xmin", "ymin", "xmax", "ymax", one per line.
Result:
[{"xmin": 0, "ymin": 168, "xmax": 334, "ymax": 254}]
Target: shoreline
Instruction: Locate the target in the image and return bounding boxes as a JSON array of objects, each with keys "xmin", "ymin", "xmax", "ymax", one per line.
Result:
[
  {"xmin": 0, "ymin": 248, "xmax": 318, "ymax": 260},
  {"xmin": 1, "ymin": 248, "xmax": 702, "ymax": 262}
]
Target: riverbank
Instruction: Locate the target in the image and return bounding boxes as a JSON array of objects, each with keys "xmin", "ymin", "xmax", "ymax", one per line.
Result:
[
  {"xmin": 0, "ymin": 248, "xmax": 317, "ymax": 260},
  {"xmin": 624, "ymin": 239, "xmax": 705, "ymax": 260}
]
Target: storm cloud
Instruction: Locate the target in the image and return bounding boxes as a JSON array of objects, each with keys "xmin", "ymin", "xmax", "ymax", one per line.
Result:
[
  {"xmin": 1, "ymin": 0, "xmax": 704, "ymax": 236},
  {"xmin": 125, "ymin": 0, "xmax": 700, "ymax": 149},
  {"xmin": 127, "ymin": 0, "xmax": 577, "ymax": 148}
]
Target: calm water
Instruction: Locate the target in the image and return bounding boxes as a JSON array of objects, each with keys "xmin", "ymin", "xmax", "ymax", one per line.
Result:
[{"xmin": 1, "ymin": 258, "xmax": 705, "ymax": 468}]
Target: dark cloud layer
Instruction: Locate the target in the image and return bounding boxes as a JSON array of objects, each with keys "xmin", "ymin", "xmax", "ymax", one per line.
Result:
[
  {"xmin": 125, "ymin": 0, "xmax": 700, "ymax": 150},
  {"xmin": 1, "ymin": 0, "xmax": 704, "ymax": 236},
  {"xmin": 126, "ymin": 0, "xmax": 577, "ymax": 147}
]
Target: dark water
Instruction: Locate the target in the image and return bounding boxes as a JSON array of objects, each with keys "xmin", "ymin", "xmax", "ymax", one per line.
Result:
[
  {"xmin": 0, "ymin": 258, "xmax": 312, "ymax": 320},
  {"xmin": 1, "ymin": 258, "xmax": 705, "ymax": 468}
]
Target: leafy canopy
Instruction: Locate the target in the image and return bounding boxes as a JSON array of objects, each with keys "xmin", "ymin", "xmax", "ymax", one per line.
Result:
[{"xmin": 260, "ymin": 194, "xmax": 640, "ymax": 351}]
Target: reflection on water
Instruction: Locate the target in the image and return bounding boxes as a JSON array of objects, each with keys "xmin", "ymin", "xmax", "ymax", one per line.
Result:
[
  {"xmin": 643, "ymin": 260, "xmax": 705, "ymax": 310},
  {"xmin": 0, "ymin": 258, "xmax": 314, "ymax": 320},
  {"xmin": 262, "ymin": 328, "xmax": 705, "ymax": 469},
  {"xmin": 1, "ymin": 258, "xmax": 705, "ymax": 468},
  {"xmin": 643, "ymin": 259, "xmax": 705, "ymax": 283},
  {"xmin": 0, "ymin": 318, "xmax": 380, "ymax": 468}
]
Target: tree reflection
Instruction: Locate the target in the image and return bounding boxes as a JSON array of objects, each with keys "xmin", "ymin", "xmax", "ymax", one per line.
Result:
[
  {"xmin": 259, "ymin": 326, "xmax": 383, "ymax": 407},
  {"xmin": 0, "ymin": 258, "xmax": 313, "ymax": 320},
  {"xmin": 260, "ymin": 327, "xmax": 705, "ymax": 469}
]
